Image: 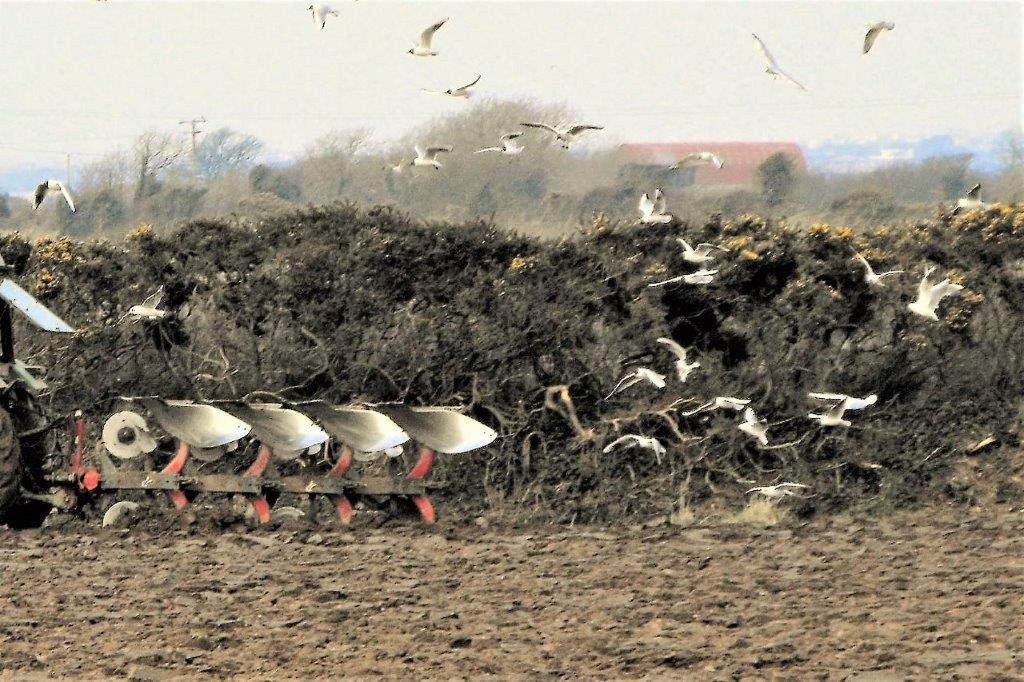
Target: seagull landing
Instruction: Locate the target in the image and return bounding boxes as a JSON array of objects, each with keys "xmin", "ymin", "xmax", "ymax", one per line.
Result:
[
  {"xmin": 605, "ymin": 367, "xmax": 667, "ymax": 400},
  {"xmin": 679, "ymin": 238, "xmax": 728, "ymax": 264},
  {"xmin": 475, "ymin": 132, "xmax": 524, "ymax": 156},
  {"xmin": 670, "ymin": 152, "xmax": 724, "ymax": 170},
  {"xmin": 520, "ymin": 122, "xmax": 603, "ymax": 150},
  {"xmin": 738, "ymin": 408, "xmax": 769, "ymax": 446},
  {"xmin": 951, "ymin": 184, "xmax": 991, "ymax": 215},
  {"xmin": 423, "ymin": 75, "xmax": 481, "ymax": 99},
  {"xmin": 408, "ymin": 17, "xmax": 447, "ymax": 56},
  {"xmin": 603, "ymin": 434, "xmax": 667, "ymax": 463},
  {"xmin": 33, "ymin": 180, "xmax": 75, "ymax": 212},
  {"xmin": 681, "ymin": 396, "xmax": 750, "ymax": 417},
  {"xmin": 648, "ymin": 268, "xmax": 718, "ymax": 288},
  {"xmin": 118, "ymin": 286, "xmax": 167, "ymax": 324},
  {"xmin": 908, "ymin": 266, "xmax": 963, "ymax": 321},
  {"xmin": 412, "ymin": 144, "xmax": 454, "ymax": 169},
  {"xmin": 863, "ymin": 21, "xmax": 895, "ymax": 54},
  {"xmin": 656, "ymin": 337, "xmax": 700, "ymax": 382},
  {"xmin": 751, "ymin": 33, "xmax": 807, "ymax": 91},
  {"xmin": 639, "ymin": 188, "xmax": 672, "ymax": 224},
  {"xmin": 746, "ymin": 482, "xmax": 807, "ymax": 501},
  {"xmin": 308, "ymin": 4, "xmax": 339, "ymax": 30},
  {"xmin": 807, "ymin": 392, "xmax": 877, "ymax": 427},
  {"xmin": 853, "ymin": 250, "xmax": 903, "ymax": 288}
]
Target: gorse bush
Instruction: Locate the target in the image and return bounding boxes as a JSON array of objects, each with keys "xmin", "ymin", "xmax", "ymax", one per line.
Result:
[{"xmin": 2, "ymin": 201, "xmax": 1023, "ymax": 521}]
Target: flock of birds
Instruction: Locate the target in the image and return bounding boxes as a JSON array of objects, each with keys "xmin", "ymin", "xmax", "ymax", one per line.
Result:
[
  {"xmin": 596, "ymin": 211, "xmax": 972, "ymax": 503},
  {"xmin": 46, "ymin": 4, "xmax": 993, "ymax": 508}
]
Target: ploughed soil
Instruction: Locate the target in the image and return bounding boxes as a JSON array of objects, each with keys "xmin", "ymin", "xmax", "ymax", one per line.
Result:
[{"xmin": 0, "ymin": 510, "xmax": 1021, "ymax": 680}]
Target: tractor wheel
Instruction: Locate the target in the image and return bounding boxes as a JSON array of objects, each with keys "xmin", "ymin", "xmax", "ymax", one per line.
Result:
[{"xmin": 0, "ymin": 408, "xmax": 21, "ymax": 519}]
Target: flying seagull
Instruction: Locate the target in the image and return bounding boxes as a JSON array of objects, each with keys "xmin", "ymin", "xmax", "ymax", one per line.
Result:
[
  {"xmin": 475, "ymin": 132, "xmax": 524, "ymax": 156},
  {"xmin": 656, "ymin": 337, "xmax": 700, "ymax": 382},
  {"xmin": 384, "ymin": 160, "xmax": 407, "ymax": 174},
  {"xmin": 118, "ymin": 286, "xmax": 168, "ymax": 324},
  {"xmin": 412, "ymin": 144, "xmax": 454, "ymax": 169},
  {"xmin": 853, "ymin": 251, "xmax": 903, "ymax": 288},
  {"xmin": 679, "ymin": 238, "xmax": 728, "ymax": 264},
  {"xmin": 520, "ymin": 122, "xmax": 603, "ymax": 149},
  {"xmin": 908, "ymin": 266, "xmax": 963, "ymax": 321},
  {"xmin": 681, "ymin": 396, "xmax": 750, "ymax": 417},
  {"xmin": 738, "ymin": 407, "xmax": 769, "ymax": 446},
  {"xmin": 746, "ymin": 482, "xmax": 807, "ymax": 501},
  {"xmin": 863, "ymin": 21, "xmax": 895, "ymax": 54},
  {"xmin": 409, "ymin": 17, "xmax": 448, "ymax": 56},
  {"xmin": 308, "ymin": 4, "xmax": 339, "ymax": 30},
  {"xmin": 951, "ymin": 183, "xmax": 990, "ymax": 215},
  {"xmin": 602, "ymin": 434, "xmax": 667, "ymax": 463},
  {"xmin": 639, "ymin": 188, "xmax": 672, "ymax": 224},
  {"xmin": 423, "ymin": 75, "xmax": 481, "ymax": 99},
  {"xmin": 605, "ymin": 367, "xmax": 667, "ymax": 399},
  {"xmin": 751, "ymin": 33, "xmax": 807, "ymax": 91},
  {"xmin": 33, "ymin": 180, "xmax": 76, "ymax": 212},
  {"xmin": 670, "ymin": 152, "xmax": 724, "ymax": 170},
  {"xmin": 648, "ymin": 268, "xmax": 718, "ymax": 288},
  {"xmin": 807, "ymin": 392, "xmax": 877, "ymax": 427}
]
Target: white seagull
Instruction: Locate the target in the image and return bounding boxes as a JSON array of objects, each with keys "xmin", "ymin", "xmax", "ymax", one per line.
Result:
[
  {"xmin": 520, "ymin": 122, "xmax": 604, "ymax": 149},
  {"xmin": 648, "ymin": 268, "xmax": 718, "ymax": 288},
  {"xmin": 408, "ymin": 17, "xmax": 448, "ymax": 56},
  {"xmin": 853, "ymin": 251, "xmax": 903, "ymax": 288},
  {"xmin": 681, "ymin": 396, "xmax": 751, "ymax": 417},
  {"xmin": 951, "ymin": 184, "xmax": 990, "ymax": 215},
  {"xmin": 738, "ymin": 408, "xmax": 769, "ymax": 446},
  {"xmin": 807, "ymin": 392, "xmax": 877, "ymax": 427},
  {"xmin": 475, "ymin": 132, "xmax": 525, "ymax": 156},
  {"xmin": 907, "ymin": 266, "xmax": 963, "ymax": 321},
  {"xmin": 863, "ymin": 21, "xmax": 895, "ymax": 54},
  {"xmin": 679, "ymin": 238, "xmax": 728, "ymax": 264},
  {"xmin": 656, "ymin": 337, "xmax": 700, "ymax": 382},
  {"xmin": 119, "ymin": 286, "xmax": 168, "ymax": 324},
  {"xmin": 384, "ymin": 160, "xmax": 407, "ymax": 174},
  {"xmin": 605, "ymin": 367, "xmax": 667, "ymax": 399},
  {"xmin": 412, "ymin": 144, "xmax": 454, "ymax": 169},
  {"xmin": 751, "ymin": 33, "xmax": 807, "ymax": 91},
  {"xmin": 423, "ymin": 75, "xmax": 481, "ymax": 99},
  {"xmin": 670, "ymin": 152, "xmax": 724, "ymax": 170},
  {"xmin": 746, "ymin": 482, "xmax": 807, "ymax": 500},
  {"xmin": 308, "ymin": 4, "xmax": 339, "ymax": 30},
  {"xmin": 33, "ymin": 180, "xmax": 76, "ymax": 213},
  {"xmin": 639, "ymin": 188, "xmax": 672, "ymax": 224},
  {"xmin": 603, "ymin": 434, "xmax": 667, "ymax": 463}
]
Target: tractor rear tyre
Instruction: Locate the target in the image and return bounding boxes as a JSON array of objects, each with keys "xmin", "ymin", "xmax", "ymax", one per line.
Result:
[{"xmin": 0, "ymin": 408, "xmax": 22, "ymax": 519}]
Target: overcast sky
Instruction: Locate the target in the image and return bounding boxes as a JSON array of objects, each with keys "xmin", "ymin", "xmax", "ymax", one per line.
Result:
[{"xmin": 0, "ymin": 0, "xmax": 1019, "ymax": 175}]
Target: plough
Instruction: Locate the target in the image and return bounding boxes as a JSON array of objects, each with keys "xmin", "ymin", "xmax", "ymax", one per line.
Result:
[
  {"xmin": 0, "ymin": 257, "xmax": 497, "ymax": 527},
  {"xmin": 63, "ymin": 398, "xmax": 497, "ymax": 525}
]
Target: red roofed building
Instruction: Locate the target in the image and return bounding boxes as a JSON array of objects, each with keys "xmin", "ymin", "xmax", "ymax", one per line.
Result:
[{"xmin": 618, "ymin": 142, "xmax": 807, "ymax": 188}]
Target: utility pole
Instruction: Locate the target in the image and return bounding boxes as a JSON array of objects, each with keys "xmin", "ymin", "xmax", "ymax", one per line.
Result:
[{"xmin": 178, "ymin": 116, "xmax": 207, "ymax": 182}]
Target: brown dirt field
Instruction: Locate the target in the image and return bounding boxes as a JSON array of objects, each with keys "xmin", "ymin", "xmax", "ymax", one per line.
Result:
[{"xmin": 0, "ymin": 511, "xmax": 1021, "ymax": 680}]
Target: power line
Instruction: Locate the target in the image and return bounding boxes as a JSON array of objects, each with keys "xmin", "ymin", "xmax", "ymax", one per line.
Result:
[{"xmin": 179, "ymin": 116, "xmax": 207, "ymax": 181}]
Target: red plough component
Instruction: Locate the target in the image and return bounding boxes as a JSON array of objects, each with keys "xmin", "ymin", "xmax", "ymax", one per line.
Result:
[
  {"xmin": 66, "ymin": 398, "xmax": 497, "ymax": 527},
  {"xmin": 161, "ymin": 441, "xmax": 191, "ymax": 510},
  {"xmin": 327, "ymin": 445, "xmax": 355, "ymax": 525},
  {"xmin": 245, "ymin": 445, "xmax": 272, "ymax": 524}
]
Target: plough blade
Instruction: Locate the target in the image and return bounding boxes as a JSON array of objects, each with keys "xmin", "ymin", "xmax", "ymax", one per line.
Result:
[
  {"xmin": 296, "ymin": 401, "xmax": 409, "ymax": 455},
  {"xmin": 125, "ymin": 397, "xmax": 251, "ymax": 449},
  {"xmin": 375, "ymin": 406, "xmax": 498, "ymax": 454},
  {"xmin": 213, "ymin": 402, "xmax": 328, "ymax": 461}
]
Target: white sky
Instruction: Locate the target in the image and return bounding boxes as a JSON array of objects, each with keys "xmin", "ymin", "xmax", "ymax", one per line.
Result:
[{"xmin": 0, "ymin": 0, "xmax": 1020, "ymax": 173}]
